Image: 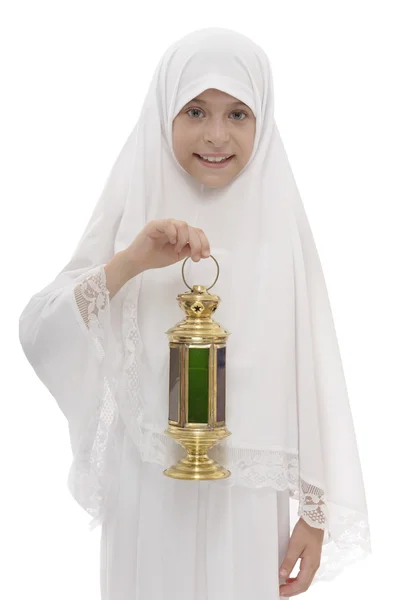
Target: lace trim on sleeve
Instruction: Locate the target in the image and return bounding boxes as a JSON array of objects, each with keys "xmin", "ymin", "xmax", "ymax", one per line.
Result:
[
  {"xmin": 298, "ymin": 479, "xmax": 328, "ymax": 526},
  {"xmin": 69, "ymin": 265, "xmax": 117, "ymax": 531},
  {"xmin": 73, "ymin": 267, "xmax": 110, "ymax": 334}
]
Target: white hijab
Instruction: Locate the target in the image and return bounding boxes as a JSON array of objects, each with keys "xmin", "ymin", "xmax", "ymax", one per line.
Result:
[{"xmin": 19, "ymin": 27, "xmax": 371, "ymax": 582}]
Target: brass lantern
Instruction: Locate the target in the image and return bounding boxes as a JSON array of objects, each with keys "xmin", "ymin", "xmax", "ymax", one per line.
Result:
[{"xmin": 163, "ymin": 255, "xmax": 231, "ymax": 480}]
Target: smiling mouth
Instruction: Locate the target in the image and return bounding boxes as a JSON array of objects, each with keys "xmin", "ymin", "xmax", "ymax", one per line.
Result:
[{"xmin": 193, "ymin": 154, "xmax": 235, "ymax": 168}]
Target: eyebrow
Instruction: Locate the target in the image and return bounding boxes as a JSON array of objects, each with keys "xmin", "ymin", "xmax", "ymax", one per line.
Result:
[{"xmin": 185, "ymin": 97, "xmax": 249, "ymax": 108}]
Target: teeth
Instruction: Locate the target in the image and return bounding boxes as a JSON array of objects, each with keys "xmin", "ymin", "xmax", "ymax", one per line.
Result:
[{"xmin": 199, "ymin": 155, "xmax": 231, "ymax": 162}]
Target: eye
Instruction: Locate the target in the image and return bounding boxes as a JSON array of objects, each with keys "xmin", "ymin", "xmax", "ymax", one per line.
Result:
[
  {"xmin": 186, "ymin": 108, "xmax": 204, "ymax": 118},
  {"xmin": 231, "ymin": 111, "xmax": 248, "ymax": 120},
  {"xmin": 186, "ymin": 108, "xmax": 248, "ymax": 120}
]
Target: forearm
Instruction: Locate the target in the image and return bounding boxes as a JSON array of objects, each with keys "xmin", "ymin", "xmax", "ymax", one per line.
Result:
[{"xmin": 104, "ymin": 250, "xmax": 143, "ymax": 300}]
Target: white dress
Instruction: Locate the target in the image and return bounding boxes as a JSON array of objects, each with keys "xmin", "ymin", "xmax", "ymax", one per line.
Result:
[
  {"xmin": 18, "ymin": 262, "xmax": 371, "ymax": 598},
  {"xmin": 100, "ymin": 417, "xmax": 291, "ymax": 600}
]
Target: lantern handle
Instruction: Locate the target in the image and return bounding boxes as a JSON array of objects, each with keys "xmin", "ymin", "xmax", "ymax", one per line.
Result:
[{"xmin": 181, "ymin": 255, "xmax": 220, "ymax": 292}]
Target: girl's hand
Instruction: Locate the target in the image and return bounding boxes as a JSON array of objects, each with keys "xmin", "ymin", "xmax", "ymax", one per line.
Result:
[
  {"xmin": 124, "ymin": 218, "xmax": 211, "ymax": 272},
  {"xmin": 279, "ymin": 517, "xmax": 324, "ymax": 597}
]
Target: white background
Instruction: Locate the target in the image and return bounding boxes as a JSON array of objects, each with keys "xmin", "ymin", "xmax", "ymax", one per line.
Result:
[{"xmin": 2, "ymin": 1, "xmax": 398, "ymax": 598}]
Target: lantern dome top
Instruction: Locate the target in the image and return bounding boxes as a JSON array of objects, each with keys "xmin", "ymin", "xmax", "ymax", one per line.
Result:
[{"xmin": 165, "ymin": 283, "xmax": 231, "ymax": 343}]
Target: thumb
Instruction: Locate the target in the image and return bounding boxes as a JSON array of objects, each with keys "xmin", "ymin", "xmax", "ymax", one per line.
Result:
[
  {"xmin": 279, "ymin": 553, "xmax": 298, "ymax": 579},
  {"xmin": 178, "ymin": 243, "xmax": 193, "ymax": 260}
]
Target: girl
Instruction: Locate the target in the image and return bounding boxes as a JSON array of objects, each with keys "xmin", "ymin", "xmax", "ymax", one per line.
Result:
[{"xmin": 19, "ymin": 27, "xmax": 371, "ymax": 599}]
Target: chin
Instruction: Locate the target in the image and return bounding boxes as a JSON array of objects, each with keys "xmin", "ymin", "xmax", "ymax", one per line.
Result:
[
  {"xmin": 189, "ymin": 174, "xmax": 231, "ymax": 189},
  {"xmin": 201, "ymin": 180, "xmax": 229, "ymax": 189}
]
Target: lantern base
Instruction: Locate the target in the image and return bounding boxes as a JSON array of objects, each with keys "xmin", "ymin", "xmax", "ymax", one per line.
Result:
[
  {"xmin": 164, "ymin": 456, "xmax": 231, "ymax": 480},
  {"xmin": 163, "ymin": 425, "xmax": 231, "ymax": 481}
]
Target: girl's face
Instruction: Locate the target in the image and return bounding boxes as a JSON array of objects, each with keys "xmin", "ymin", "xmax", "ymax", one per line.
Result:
[{"xmin": 172, "ymin": 88, "xmax": 256, "ymax": 188}]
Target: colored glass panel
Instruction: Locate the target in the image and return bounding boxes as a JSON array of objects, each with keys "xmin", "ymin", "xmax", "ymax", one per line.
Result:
[
  {"xmin": 216, "ymin": 346, "xmax": 226, "ymax": 422},
  {"xmin": 168, "ymin": 346, "xmax": 180, "ymax": 422},
  {"xmin": 188, "ymin": 347, "xmax": 209, "ymax": 423}
]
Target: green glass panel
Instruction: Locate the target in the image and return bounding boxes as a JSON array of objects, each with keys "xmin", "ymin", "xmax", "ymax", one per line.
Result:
[
  {"xmin": 188, "ymin": 348, "xmax": 209, "ymax": 423},
  {"xmin": 168, "ymin": 347, "xmax": 180, "ymax": 422},
  {"xmin": 216, "ymin": 346, "xmax": 226, "ymax": 422}
]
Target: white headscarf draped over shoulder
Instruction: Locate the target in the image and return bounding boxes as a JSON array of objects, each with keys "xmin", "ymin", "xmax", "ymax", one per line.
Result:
[{"xmin": 19, "ymin": 27, "xmax": 371, "ymax": 583}]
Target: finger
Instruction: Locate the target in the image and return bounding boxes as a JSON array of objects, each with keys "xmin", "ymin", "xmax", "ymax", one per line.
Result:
[
  {"xmin": 147, "ymin": 219, "xmax": 171, "ymax": 240},
  {"xmin": 175, "ymin": 221, "xmax": 190, "ymax": 254},
  {"xmin": 280, "ymin": 557, "xmax": 316, "ymax": 596},
  {"xmin": 279, "ymin": 575, "xmax": 313, "ymax": 597},
  {"xmin": 195, "ymin": 228, "xmax": 211, "ymax": 257},
  {"xmin": 279, "ymin": 549, "xmax": 301, "ymax": 580},
  {"xmin": 178, "ymin": 244, "xmax": 192, "ymax": 259},
  {"xmin": 164, "ymin": 220, "xmax": 178, "ymax": 245},
  {"xmin": 188, "ymin": 227, "xmax": 202, "ymax": 262}
]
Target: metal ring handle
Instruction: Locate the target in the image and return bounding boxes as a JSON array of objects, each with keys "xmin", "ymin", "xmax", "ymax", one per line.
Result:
[{"xmin": 181, "ymin": 255, "xmax": 220, "ymax": 292}]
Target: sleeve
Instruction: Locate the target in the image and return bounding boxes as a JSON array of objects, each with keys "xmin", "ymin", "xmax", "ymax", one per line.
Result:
[
  {"xmin": 18, "ymin": 264, "xmax": 111, "ymax": 429},
  {"xmin": 18, "ymin": 130, "xmax": 136, "ymax": 528},
  {"xmin": 271, "ymin": 122, "xmax": 371, "ymax": 583},
  {"xmin": 18, "ymin": 129, "xmax": 134, "ymax": 426}
]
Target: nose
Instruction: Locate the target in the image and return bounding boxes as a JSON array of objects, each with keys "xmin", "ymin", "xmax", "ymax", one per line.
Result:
[{"xmin": 203, "ymin": 119, "xmax": 230, "ymax": 147}]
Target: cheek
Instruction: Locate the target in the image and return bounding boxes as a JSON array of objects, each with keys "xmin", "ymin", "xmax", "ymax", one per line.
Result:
[
  {"xmin": 172, "ymin": 120, "xmax": 184, "ymax": 152},
  {"xmin": 245, "ymin": 126, "xmax": 256, "ymax": 149},
  {"xmin": 173, "ymin": 130, "xmax": 195, "ymax": 161}
]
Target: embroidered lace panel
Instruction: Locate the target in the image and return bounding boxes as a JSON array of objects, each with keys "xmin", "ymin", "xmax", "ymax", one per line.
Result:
[
  {"xmin": 70, "ymin": 267, "xmax": 117, "ymax": 529},
  {"xmin": 74, "ymin": 268, "xmax": 110, "ymax": 334}
]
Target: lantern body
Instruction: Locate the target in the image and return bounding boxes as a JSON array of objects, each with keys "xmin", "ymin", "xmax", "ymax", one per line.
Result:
[{"xmin": 164, "ymin": 283, "xmax": 231, "ymax": 480}]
